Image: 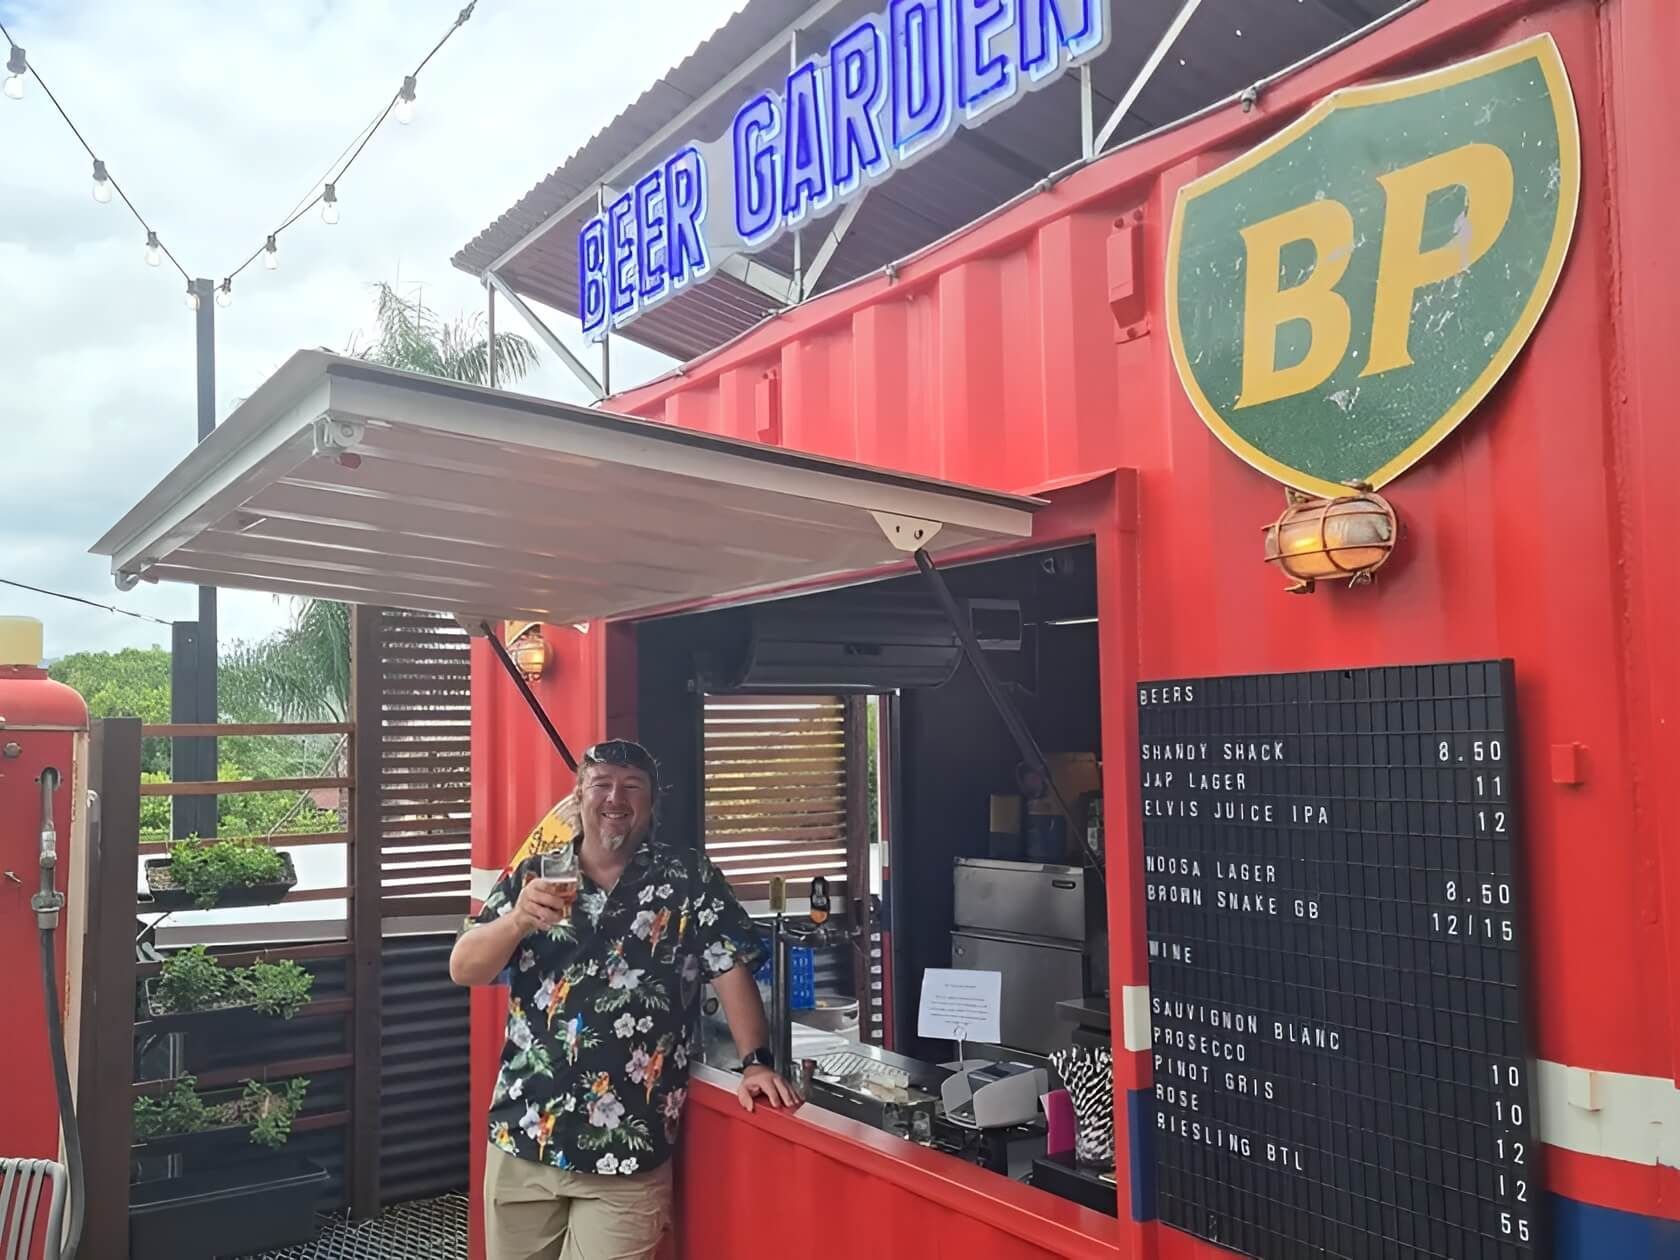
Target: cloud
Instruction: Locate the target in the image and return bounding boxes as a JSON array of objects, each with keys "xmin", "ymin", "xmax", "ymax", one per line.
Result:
[{"xmin": 0, "ymin": 0, "xmax": 742, "ymax": 658}]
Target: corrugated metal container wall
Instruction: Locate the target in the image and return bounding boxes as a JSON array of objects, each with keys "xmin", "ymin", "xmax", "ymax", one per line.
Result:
[{"xmin": 469, "ymin": 0, "xmax": 1680, "ymax": 1256}]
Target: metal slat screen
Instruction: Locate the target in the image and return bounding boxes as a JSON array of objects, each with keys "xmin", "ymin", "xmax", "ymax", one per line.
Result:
[
  {"xmin": 702, "ymin": 695, "xmax": 850, "ymax": 901},
  {"xmin": 379, "ymin": 935, "xmax": 471, "ymax": 1204},
  {"xmin": 376, "ymin": 610, "xmax": 472, "ymax": 918}
]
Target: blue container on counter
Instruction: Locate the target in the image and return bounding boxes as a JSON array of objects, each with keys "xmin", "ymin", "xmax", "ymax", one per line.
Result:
[{"xmin": 753, "ymin": 944, "xmax": 815, "ymax": 1010}]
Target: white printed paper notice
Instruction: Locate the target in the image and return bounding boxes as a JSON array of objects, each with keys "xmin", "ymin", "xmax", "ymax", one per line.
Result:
[{"xmin": 918, "ymin": 968, "xmax": 1002, "ymax": 1044}]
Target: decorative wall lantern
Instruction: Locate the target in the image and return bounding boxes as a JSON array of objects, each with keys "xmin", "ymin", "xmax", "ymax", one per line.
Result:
[
  {"xmin": 506, "ymin": 621, "xmax": 551, "ymax": 681},
  {"xmin": 1263, "ymin": 487, "xmax": 1397, "ymax": 594}
]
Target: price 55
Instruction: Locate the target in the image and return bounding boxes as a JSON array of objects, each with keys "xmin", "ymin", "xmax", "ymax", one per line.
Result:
[{"xmin": 1500, "ymin": 1213, "xmax": 1531, "ymax": 1243}]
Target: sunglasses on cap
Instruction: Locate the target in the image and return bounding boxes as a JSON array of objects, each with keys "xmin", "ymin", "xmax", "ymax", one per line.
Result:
[{"xmin": 581, "ymin": 739, "xmax": 659, "ymax": 786}]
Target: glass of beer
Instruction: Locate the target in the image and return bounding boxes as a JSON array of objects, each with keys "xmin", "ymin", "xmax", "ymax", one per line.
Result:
[{"xmin": 540, "ymin": 847, "xmax": 579, "ymax": 922}]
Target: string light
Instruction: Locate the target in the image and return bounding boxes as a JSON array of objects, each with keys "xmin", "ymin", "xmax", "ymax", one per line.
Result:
[
  {"xmin": 1, "ymin": 1, "xmax": 478, "ymax": 311},
  {"xmin": 4, "ymin": 45, "xmax": 24, "ymax": 99},
  {"xmin": 395, "ymin": 75, "xmax": 417, "ymax": 125}
]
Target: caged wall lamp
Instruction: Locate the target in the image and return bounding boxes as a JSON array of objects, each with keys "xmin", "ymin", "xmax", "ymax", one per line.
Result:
[{"xmin": 1263, "ymin": 486, "xmax": 1397, "ymax": 594}]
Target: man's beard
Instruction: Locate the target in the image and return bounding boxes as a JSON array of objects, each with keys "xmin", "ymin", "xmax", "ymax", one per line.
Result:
[{"xmin": 599, "ymin": 830, "xmax": 629, "ymax": 852}]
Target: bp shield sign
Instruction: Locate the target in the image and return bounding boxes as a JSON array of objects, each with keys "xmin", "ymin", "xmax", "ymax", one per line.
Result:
[{"xmin": 1166, "ymin": 35, "xmax": 1580, "ymax": 497}]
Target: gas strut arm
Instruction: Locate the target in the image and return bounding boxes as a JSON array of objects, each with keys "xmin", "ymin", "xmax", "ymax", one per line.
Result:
[
  {"xmin": 912, "ymin": 549, "xmax": 1105, "ymax": 878},
  {"xmin": 479, "ymin": 621, "xmax": 578, "ymax": 772}
]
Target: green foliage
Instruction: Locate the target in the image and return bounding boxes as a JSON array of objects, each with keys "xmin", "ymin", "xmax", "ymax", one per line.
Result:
[
  {"xmin": 237, "ymin": 959, "xmax": 314, "ymax": 1019},
  {"xmin": 223, "ymin": 603, "xmax": 351, "ymax": 724},
  {"xmin": 131, "ymin": 1076, "xmax": 309, "ymax": 1149},
  {"xmin": 348, "ymin": 281, "xmax": 538, "ymax": 385},
  {"xmin": 50, "ymin": 645, "xmax": 343, "ymax": 839},
  {"xmin": 132, "ymin": 1076, "xmax": 214, "ymax": 1140},
  {"xmin": 154, "ymin": 946, "xmax": 229, "ymax": 1011},
  {"xmin": 152, "ymin": 948, "xmax": 314, "ymax": 1019},
  {"xmin": 50, "ymin": 647, "xmax": 171, "ymax": 774},
  {"xmin": 245, "ymin": 1078, "xmax": 310, "ymax": 1149},
  {"xmin": 162, "ymin": 836, "xmax": 288, "ymax": 908}
]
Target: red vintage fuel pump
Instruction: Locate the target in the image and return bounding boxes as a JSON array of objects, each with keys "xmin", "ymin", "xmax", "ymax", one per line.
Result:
[{"xmin": 0, "ymin": 617, "xmax": 89, "ymax": 1252}]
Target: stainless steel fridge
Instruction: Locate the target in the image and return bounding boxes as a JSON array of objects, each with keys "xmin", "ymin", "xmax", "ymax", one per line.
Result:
[{"xmin": 950, "ymin": 858, "xmax": 1092, "ymax": 1056}]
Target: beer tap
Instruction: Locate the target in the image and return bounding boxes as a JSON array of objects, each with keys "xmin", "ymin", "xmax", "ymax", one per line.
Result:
[{"xmin": 769, "ymin": 876, "xmax": 860, "ymax": 1079}]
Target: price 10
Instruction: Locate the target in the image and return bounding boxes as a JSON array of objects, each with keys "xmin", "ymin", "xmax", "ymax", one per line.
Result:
[{"xmin": 1490, "ymin": 1060, "xmax": 1534, "ymax": 1244}]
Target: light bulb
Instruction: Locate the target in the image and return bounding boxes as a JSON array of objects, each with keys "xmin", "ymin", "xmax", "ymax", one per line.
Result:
[
  {"xmin": 321, "ymin": 182, "xmax": 339, "ymax": 225},
  {"xmin": 396, "ymin": 75, "xmax": 416, "ymax": 125},
  {"xmin": 5, "ymin": 46, "xmax": 25, "ymax": 100},
  {"xmin": 216, "ymin": 280, "xmax": 232, "ymax": 308},
  {"xmin": 185, "ymin": 287, "xmax": 201, "ymax": 311},
  {"xmin": 92, "ymin": 159, "xmax": 111, "ymax": 204},
  {"xmin": 145, "ymin": 231, "xmax": 161, "ymax": 267},
  {"xmin": 263, "ymin": 234, "xmax": 279, "ymax": 271}
]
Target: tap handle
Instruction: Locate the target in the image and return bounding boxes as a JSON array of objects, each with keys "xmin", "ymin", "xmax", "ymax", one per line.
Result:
[{"xmin": 809, "ymin": 875, "xmax": 831, "ymax": 924}]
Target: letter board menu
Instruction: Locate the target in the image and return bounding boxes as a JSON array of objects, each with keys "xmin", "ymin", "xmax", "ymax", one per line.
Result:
[{"xmin": 1138, "ymin": 661, "xmax": 1541, "ymax": 1260}]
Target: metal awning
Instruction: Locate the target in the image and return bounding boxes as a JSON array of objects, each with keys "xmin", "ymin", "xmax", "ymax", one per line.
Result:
[{"xmin": 91, "ymin": 352, "xmax": 1042, "ymax": 624}]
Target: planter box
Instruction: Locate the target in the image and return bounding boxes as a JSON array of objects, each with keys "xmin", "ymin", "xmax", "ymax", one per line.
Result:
[
  {"xmin": 131, "ymin": 1087, "xmax": 298, "ymax": 1157},
  {"xmin": 140, "ymin": 978, "xmax": 270, "ymax": 1036},
  {"xmin": 130, "ymin": 1155, "xmax": 326, "ymax": 1260},
  {"xmin": 142, "ymin": 852, "xmax": 297, "ymax": 911}
]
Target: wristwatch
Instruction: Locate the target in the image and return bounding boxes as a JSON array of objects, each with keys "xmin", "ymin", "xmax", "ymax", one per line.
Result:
[{"xmin": 740, "ymin": 1046, "xmax": 775, "ymax": 1072}]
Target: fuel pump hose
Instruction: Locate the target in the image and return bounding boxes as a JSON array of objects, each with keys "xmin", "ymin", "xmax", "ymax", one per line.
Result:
[
  {"xmin": 39, "ymin": 926, "xmax": 85, "ymax": 1258},
  {"xmin": 33, "ymin": 768, "xmax": 84, "ymax": 1258}
]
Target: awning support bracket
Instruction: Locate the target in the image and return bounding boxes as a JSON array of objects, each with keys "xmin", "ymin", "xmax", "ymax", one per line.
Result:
[
  {"xmin": 312, "ymin": 415, "xmax": 365, "ymax": 456},
  {"xmin": 911, "ymin": 548, "xmax": 1105, "ymax": 879},
  {"xmin": 484, "ymin": 269, "xmax": 607, "ymax": 402},
  {"xmin": 480, "ymin": 619, "xmax": 579, "ymax": 773},
  {"xmin": 870, "ymin": 511, "xmax": 943, "ymax": 553}
]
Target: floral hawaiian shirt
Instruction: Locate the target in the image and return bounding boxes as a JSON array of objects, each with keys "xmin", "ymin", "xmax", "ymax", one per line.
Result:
[{"xmin": 469, "ymin": 830, "xmax": 765, "ymax": 1176}]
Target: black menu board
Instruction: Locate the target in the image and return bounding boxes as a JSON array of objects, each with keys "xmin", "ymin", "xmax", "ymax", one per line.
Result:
[{"xmin": 1138, "ymin": 661, "xmax": 1542, "ymax": 1260}]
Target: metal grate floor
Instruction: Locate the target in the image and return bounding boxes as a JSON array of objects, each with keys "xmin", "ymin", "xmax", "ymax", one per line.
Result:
[{"xmin": 240, "ymin": 1194, "xmax": 468, "ymax": 1259}]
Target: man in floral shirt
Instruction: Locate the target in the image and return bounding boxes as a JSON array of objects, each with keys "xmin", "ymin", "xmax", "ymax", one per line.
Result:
[{"xmin": 450, "ymin": 739, "xmax": 796, "ymax": 1259}]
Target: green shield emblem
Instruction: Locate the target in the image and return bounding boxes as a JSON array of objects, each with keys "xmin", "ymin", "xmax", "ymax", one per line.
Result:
[{"xmin": 1166, "ymin": 35, "xmax": 1580, "ymax": 497}]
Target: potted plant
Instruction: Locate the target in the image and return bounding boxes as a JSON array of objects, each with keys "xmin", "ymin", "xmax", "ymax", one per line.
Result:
[
  {"xmin": 142, "ymin": 946, "xmax": 315, "ymax": 1030},
  {"xmin": 143, "ymin": 835, "xmax": 297, "ymax": 910},
  {"xmin": 130, "ymin": 1075, "xmax": 324, "ymax": 1260},
  {"xmin": 132, "ymin": 1075, "xmax": 310, "ymax": 1154}
]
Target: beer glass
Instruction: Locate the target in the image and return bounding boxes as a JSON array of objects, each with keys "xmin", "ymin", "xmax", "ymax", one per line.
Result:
[{"xmin": 540, "ymin": 846, "xmax": 579, "ymax": 922}]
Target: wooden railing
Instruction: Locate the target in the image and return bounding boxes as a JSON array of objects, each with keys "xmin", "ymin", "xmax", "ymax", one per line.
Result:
[{"xmin": 139, "ymin": 720, "xmax": 358, "ymax": 913}]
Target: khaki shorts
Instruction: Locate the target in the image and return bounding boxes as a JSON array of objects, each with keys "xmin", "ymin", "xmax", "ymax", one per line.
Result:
[{"xmin": 484, "ymin": 1143, "xmax": 672, "ymax": 1260}]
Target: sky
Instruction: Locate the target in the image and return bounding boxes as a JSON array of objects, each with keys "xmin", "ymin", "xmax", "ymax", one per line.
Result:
[{"xmin": 0, "ymin": 0, "xmax": 745, "ymax": 660}]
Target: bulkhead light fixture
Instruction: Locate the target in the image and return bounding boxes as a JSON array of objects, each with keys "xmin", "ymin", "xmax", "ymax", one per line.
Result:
[{"xmin": 1263, "ymin": 487, "xmax": 1397, "ymax": 594}]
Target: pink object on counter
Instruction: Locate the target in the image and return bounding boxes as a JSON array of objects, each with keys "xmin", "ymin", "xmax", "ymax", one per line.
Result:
[{"xmin": 1041, "ymin": 1089, "xmax": 1075, "ymax": 1157}]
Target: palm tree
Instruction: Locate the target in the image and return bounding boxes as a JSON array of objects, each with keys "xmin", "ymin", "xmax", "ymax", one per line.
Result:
[{"xmin": 237, "ymin": 283, "xmax": 539, "ymax": 719}]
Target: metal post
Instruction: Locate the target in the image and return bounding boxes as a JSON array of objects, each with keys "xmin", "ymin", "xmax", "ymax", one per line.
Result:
[
  {"xmin": 168, "ymin": 621, "xmax": 205, "ymax": 840},
  {"xmin": 172, "ymin": 278, "xmax": 218, "ymax": 839},
  {"xmin": 1080, "ymin": 66, "xmax": 1095, "ymax": 160},
  {"xmin": 597, "ymin": 187, "xmax": 612, "ymax": 397},
  {"xmin": 487, "ymin": 281, "xmax": 498, "ymax": 389},
  {"xmin": 789, "ymin": 30, "xmax": 803, "ymax": 300}
]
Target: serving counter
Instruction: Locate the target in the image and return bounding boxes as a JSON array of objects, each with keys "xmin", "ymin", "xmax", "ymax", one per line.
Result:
[{"xmin": 670, "ymin": 1065, "xmax": 1122, "ymax": 1260}]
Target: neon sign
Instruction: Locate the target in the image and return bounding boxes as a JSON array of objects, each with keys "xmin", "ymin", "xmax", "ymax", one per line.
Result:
[{"xmin": 578, "ymin": 0, "xmax": 1110, "ymax": 341}]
